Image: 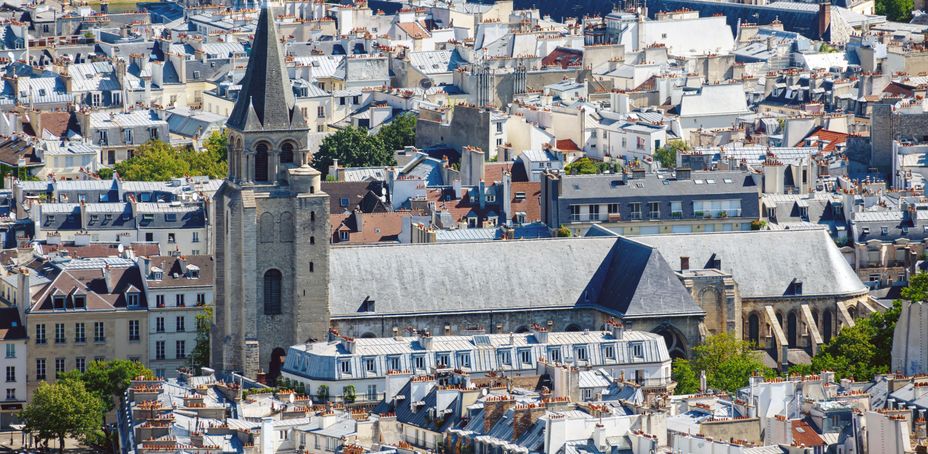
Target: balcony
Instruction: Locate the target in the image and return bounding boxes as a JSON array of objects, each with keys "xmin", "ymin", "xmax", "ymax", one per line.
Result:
[{"xmin": 569, "ymin": 214, "xmax": 607, "ymax": 223}]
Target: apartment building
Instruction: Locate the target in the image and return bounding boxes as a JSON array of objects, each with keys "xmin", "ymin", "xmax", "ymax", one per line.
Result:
[
  {"xmin": 541, "ymin": 168, "xmax": 761, "ymax": 236},
  {"xmin": 141, "ymin": 255, "xmax": 214, "ymax": 378},
  {"xmin": 0, "ymin": 308, "xmax": 26, "ymax": 429}
]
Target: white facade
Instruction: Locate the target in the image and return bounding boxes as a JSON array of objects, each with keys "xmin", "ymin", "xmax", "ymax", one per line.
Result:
[{"xmin": 0, "ymin": 338, "xmax": 26, "ymax": 427}]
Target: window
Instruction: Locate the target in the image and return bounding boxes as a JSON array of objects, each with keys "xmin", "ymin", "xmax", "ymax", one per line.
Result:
[
  {"xmin": 364, "ymin": 357, "xmax": 376, "ymax": 373},
  {"xmin": 519, "ymin": 349, "xmax": 532, "ymax": 364},
  {"xmin": 127, "ymin": 293, "xmax": 140, "ymax": 308},
  {"xmin": 671, "ymin": 201, "xmax": 683, "ymax": 218},
  {"xmin": 55, "ymin": 323, "xmax": 65, "ymax": 344},
  {"xmin": 124, "ymin": 129, "xmax": 133, "ymax": 144},
  {"xmin": 74, "ymin": 295, "xmax": 86, "ymax": 309},
  {"xmin": 149, "ymin": 127, "xmax": 159, "ymax": 140},
  {"xmin": 340, "ymin": 360, "xmax": 351, "ymax": 375},
  {"xmin": 5, "ymin": 366, "xmax": 14, "ymax": 382},
  {"xmin": 5, "ymin": 389, "xmax": 14, "ymax": 401},
  {"xmin": 881, "ymin": 226, "xmax": 888, "ymax": 236},
  {"xmin": 4, "ymin": 344, "xmax": 14, "ymax": 359},
  {"xmin": 175, "ymin": 340, "xmax": 186, "ymax": 359},
  {"xmin": 648, "ymin": 201, "xmax": 660, "ymax": 220},
  {"xmin": 367, "ymin": 384, "xmax": 377, "ymax": 400},
  {"xmin": 456, "ymin": 352, "xmax": 472, "ymax": 368},
  {"xmin": 35, "ymin": 324, "xmax": 46, "ymax": 344},
  {"xmin": 129, "ymin": 320, "xmax": 140, "ymax": 341},
  {"xmin": 387, "ymin": 356, "xmax": 401, "ymax": 371},
  {"xmin": 589, "ymin": 204, "xmax": 600, "ymax": 220},
  {"xmin": 55, "ymin": 358, "xmax": 65, "ymax": 376},
  {"xmin": 629, "ymin": 202, "xmax": 642, "ymax": 220},
  {"xmin": 582, "ymin": 389, "xmax": 593, "ymax": 400},
  {"xmin": 497, "ymin": 349, "xmax": 511, "ymax": 365},
  {"xmin": 339, "ymin": 231, "xmax": 349, "ymax": 241},
  {"xmin": 75, "ymin": 323, "xmax": 85, "ymax": 343},
  {"xmin": 317, "ymin": 106, "xmax": 325, "ymax": 118},
  {"xmin": 168, "ymin": 233, "xmax": 176, "ymax": 244},
  {"xmin": 176, "ymin": 294, "xmax": 185, "ymax": 307},
  {"xmin": 94, "ymin": 322, "xmax": 105, "ymax": 343},
  {"xmin": 156, "ymin": 295, "xmax": 165, "ymax": 308},
  {"xmin": 192, "ymin": 232, "xmax": 200, "ymax": 243},
  {"xmin": 53, "ymin": 295, "xmax": 65, "ymax": 310},
  {"xmin": 264, "ymin": 269, "xmax": 283, "ymax": 315},
  {"xmin": 35, "ymin": 359, "xmax": 45, "ymax": 381},
  {"xmin": 608, "ymin": 203, "xmax": 619, "ymax": 214},
  {"xmin": 630, "ymin": 342, "xmax": 643, "ymax": 358},
  {"xmin": 547, "ymin": 347, "xmax": 561, "ymax": 362},
  {"xmin": 176, "ymin": 316, "xmax": 185, "ymax": 332},
  {"xmin": 156, "ymin": 317, "xmax": 165, "ymax": 333},
  {"xmin": 413, "ymin": 355, "xmax": 425, "ymax": 370},
  {"xmin": 76, "ymin": 357, "xmax": 86, "ymax": 373},
  {"xmin": 435, "ymin": 352, "xmax": 450, "ymax": 368},
  {"xmin": 165, "ymin": 213, "xmax": 177, "ymax": 222},
  {"xmin": 197, "ymin": 293, "xmax": 206, "ymax": 305},
  {"xmin": 156, "ymin": 341, "xmax": 165, "ymax": 360},
  {"xmin": 575, "ymin": 346, "xmax": 588, "ymax": 361},
  {"xmin": 603, "ymin": 344, "xmax": 616, "ymax": 359}
]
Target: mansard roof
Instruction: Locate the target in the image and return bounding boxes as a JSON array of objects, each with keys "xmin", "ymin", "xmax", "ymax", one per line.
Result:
[{"xmin": 226, "ymin": 5, "xmax": 304, "ymax": 131}]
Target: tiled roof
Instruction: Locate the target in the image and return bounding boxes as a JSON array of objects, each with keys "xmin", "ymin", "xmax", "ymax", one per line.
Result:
[
  {"xmin": 145, "ymin": 255, "xmax": 214, "ymax": 289},
  {"xmin": 31, "ymin": 264, "xmax": 148, "ymax": 312}
]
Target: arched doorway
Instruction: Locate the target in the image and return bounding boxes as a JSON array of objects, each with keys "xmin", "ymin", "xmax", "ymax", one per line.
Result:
[
  {"xmin": 564, "ymin": 324, "xmax": 582, "ymax": 332},
  {"xmin": 255, "ymin": 143, "xmax": 269, "ymax": 182},
  {"xmin": 267, "ymin": 347, "xmax": 287, "ymax": 385},
  {"xmin": 787, "ymin": 312, "xmax": 798, "ymax": 347},
  {"xmin": 653, "ymin": 325, "xmax": 688, "ymax": 359},
  {"xmin": 360, "ymin": 332, "xmax": 377, "ymax": 338},
  {"xmin": 748, "ymin": 313, "xmax": 760, "ymax": 345},
  {"xmin": 823, "ymin": 310, "xmax": 833, "ymax": 342}
]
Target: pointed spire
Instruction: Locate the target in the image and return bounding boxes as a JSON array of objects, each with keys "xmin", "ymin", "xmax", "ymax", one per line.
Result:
[{"xmin": 227, "ymin": 4, "xmax": 302, "ymax": 131}]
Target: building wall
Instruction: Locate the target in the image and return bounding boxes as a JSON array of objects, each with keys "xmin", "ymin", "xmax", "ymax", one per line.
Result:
[
  {"xmin": 0, "ymin": 339, "xmax": 26, "ymax": 429},
  {"xmin": 147, "ymin": 286, "xmax": 213, "ymax": 378}
]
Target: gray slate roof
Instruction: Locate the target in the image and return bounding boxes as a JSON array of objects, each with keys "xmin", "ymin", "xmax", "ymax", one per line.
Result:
[
  {"xmin": 328, "ymin": 237, "xmax": 702, "ymax": 319},
  {"xmin": 634, "ymin": 230, "xmax": 866, "ymax": 299}
]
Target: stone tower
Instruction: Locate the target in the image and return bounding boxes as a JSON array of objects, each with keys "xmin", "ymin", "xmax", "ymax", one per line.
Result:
[{"xmin": 212, "ymin": 4, "xmax": 330, "ymax": 378}]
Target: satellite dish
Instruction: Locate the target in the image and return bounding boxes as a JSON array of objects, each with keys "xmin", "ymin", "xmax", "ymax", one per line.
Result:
[
  {"xmin": 289, "ymin": 393, "xmax": 295, "ymax": 404},
  {"xmin": 117, "ymin": 244, "xmax": 124, "ymax": 253},
  {"xmin": 481, "ymin": 388, "xmax": 489, "ymax": 396},
  {"xmin": 419, "ymin": 78, "xmax": 433, "ymax": 90}
]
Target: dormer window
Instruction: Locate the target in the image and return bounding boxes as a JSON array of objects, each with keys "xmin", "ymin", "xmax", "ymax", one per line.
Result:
[
  {"xmin": 165, "ymin": 213, "xmax": 177, "ymax": 222},
  {"xmin": 186, "ymin": 265, "xmax": 200, "ymax": 279},
  {"xmin": 73, "ymin": 294, "xmax": 86, "ymax": 309},
  {"xmin": 126, "ymin": 292, "xmax": 140, "ymax": 308},
  {"xmin": 53, "ymin": 295, "xmax": 65, "ymax": 310}
]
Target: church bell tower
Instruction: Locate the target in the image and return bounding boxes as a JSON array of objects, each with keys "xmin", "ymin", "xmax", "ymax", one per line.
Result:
[{"xmin": 212, "ymin": 4, "xmax": 330, "ymax": 379}]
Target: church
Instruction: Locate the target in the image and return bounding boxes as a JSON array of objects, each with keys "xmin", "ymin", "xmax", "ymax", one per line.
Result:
[{"xmin": 212, "ymin": 5, "xmax": 867, "ymax": 380}]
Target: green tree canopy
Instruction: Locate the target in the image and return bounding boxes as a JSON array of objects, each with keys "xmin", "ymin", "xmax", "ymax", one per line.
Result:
[
  {"xmin": 113, "ymin": 135, "xmax": 228, "ymax": 181},
  {"xmin": 564, "ymin": 157, "xmax": 604, "ymax": 175},
  {"xmin": 654, "ymin": 139, "xmax": 689, "ymax": 169},
  {"xmin": 189, "ymin": 306, "xmax": 213, "ymax": 370},
  {"xmin": 313, "ymin": 126, "xmax": 395, "ymax": 176},
  {"xmin": 20, "ymin": 380, "xmax": 105, "ymax": 453},
  {"xmin": 687, "ymin": 333, "xmax": 768, "ymax": 393},
  {"xmin": 876, "ymin": 0, "xmax": 913, "ymax": 22},
  {"xmin": 59, "ymin": 359, "xmax": 154, "ymax": 412},
  {"xmin": 377, "ymin": 113, "xmax": 417, "ymax": 153},
  {"xmin": 671, "ymin": 358, "xmax": 700, "ymax": 394}
]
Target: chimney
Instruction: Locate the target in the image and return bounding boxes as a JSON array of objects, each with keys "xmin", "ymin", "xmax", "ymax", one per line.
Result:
[
  {"xmin": 592, "ymin": 423, "xmax": 607, "ymax": 452},
  {"xmin": 818, "ymin": 0, "xmax": 831, "ymax": 41},
  {"xmin": 352, "ymin": 210, "xmax": 363, "ymax": 233},
  {"xmin": 461, "ymin": 146, "xmax": 485, "ymax": 187},
  {"xmin": 680, "ymin": 256, "xmax": 690, "ymax": 271},
  {"xmin": 609, "ymin": 319, "xmax": 624, "ymax": 339},
  {"xmin": 103, "ymin": 265, "xmax": 112, "ymax": 293},
  {"xmin": 329, "ymin": 159, "xmax": 340, "ymax": 181},
  {"xmin": 502, "ymin": 171, "xmax": 512, "ymax": 225},
  {"xmin": 631, "ymin": 168, "xmax": 646, "ymax": 179},
  {"xmin": 483, "ymin": 395, "xmax": 514, "ymax": 432},
  {"xmin": 15, "ymin": 269, "xmax": 30, "ymax": 322},
  {"xmin": 512, "ymin": 403, "xmax": 545, "ymax": 441},
  {"xmin": 261, "ymin": 417, "xmax": 274, "ymax": 454},
  {"xmin": 675, "ymin": 167, "xmax": 692, "ymax": 180},
  {"xmin": 478, "ymin": 180, "xmax": 486, "ymax": 210}
]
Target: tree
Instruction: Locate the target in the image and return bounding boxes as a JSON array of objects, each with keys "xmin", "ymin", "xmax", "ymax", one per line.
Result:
[
  {"xmin": 876, "ymin": 0, "xmax": 913, "ymax": 22},
  {"xmin": 671, "ymin": 358, "xmax": 700, "ymax": 394},
  {"xmin": 189, "ymin": 306, "xmax": 213, "ymax": 370},
  {"xmin": 556, "ymin": 225, "xmax": 571, "ymax": 237},
  {"xmin": 203, "ymin": 130, "xmax": 229, "ymax": 161},
  {"xmin": 377, "ymin": 113, "xmax": 417, "ymax": 153},
  {"xmin": 316, "ymin": 384, "xmax": 330, "ymax": 402},
  {"xmin": 20, "ymin": 380, "xmax": 105, "ymax": 453},
  {"xmin": 60, "ymin": 359, "xmax": 155, "ymax": 413},
  {"xmin": 564, "ymin": 157, "xmax": 601, "ymax": 175},
  {"xmin": 97, "ymin": 168, "xmax": 114, "ymax": 180},
  {"xmin": 113, "ymin": 139, "xmax": 227, "ymax": 181},
  {"xmin": 654, "ymin": 139, "xmax": 689, "ymax": 169},
  {"xmin": 342, "ymin": 384, "xmax": 356, "ymax": 403},
  {"xmin": 689, "ymin": 333, "xmax": 767, "ymax": 393},
  {"xmin": 314, "ymin": 126, "xmax": 394, "ymax": 177}
]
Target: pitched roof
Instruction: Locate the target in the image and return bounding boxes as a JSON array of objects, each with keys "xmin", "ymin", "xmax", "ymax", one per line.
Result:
[
  {"xmin": 226, "ymin": 5, "xmax": 303, "ymax": 131},
  {"xmin": 31, "ymin": 264, "xmax": 148, "ymax": 312},
  {"xmin": 327, "ymin": 237, "xmax": 701, "ymax": 318},
  {"xmin": 0, "ymin": 308, "xmax": 25, "ymax": 341},
  {"xmin": 145, "ymin": 255, "xmax": 214, "ymax": 289},
  {"xmin": 635, "ymin": 230, "xmax": 867, "ymax": 299}
]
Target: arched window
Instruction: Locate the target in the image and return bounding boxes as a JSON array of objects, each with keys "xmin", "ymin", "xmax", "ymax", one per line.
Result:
[
  {"xmin": 787, "ymin": 312, "xmax": 798, "ymax": 347},
  {"xmin": 263, "ymin": 269, "xmax": 282, "ymax": 315},
  {"xmin": 259, "ymin": 212, "xmax": 275, "ymax": 243},
  {"xmin": 748, "ymin": 313, "xmax": 760, "ymax": 345},
  {"xmin": 310, "ymin": 236, "xmax": 315, "ymax": 245},
  {"xmin": 280, "ymin": 142, "xmax": 295, "ymax": 164},
  {"xmin": 309, "ymin": 261, "xmax": 314, "ymax": 273},
  {"xmin": 310, "ymin": 211, "xmax": 315, "ymax": 223},
  {"xmin": 278, "ymin": 212, "xmax": 294, "ymax": 242},
  {"xmin": 255, "ymin": 143, "xmax": 270, "ymax": 182}
]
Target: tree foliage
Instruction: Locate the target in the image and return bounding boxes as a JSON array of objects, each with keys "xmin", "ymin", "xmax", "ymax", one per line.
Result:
[
  {"xmin": 342, "ymin": 384, "xmax": 356, "ymax": 403},
  {"xmin": 671, "ymin": 358, "xmax": 700, "ymax": 394},
  {"xmin": 377, "ymin": 113, "xmax": 417, "ymax": 153},
  {"xmin": 683, "ymin": 333, "xmax": 768, "ymax": 394},
  {"xmin": 189, "ymin": 306, "xmax": 213, "ymax": 371},
  {"xmin": 113, "ymin": 135, "xmax": 228, "ymax": 181},
  {"xmin": 313, "ymin": 126, "xmax": 395, "ymax": 177},
  {"xmin": 59, "ymin": 359, "xmax": 154, "ymax": 412},
  {"xmin": 876, "ymin": 0, "xmax": 913, "ymax": 22},
  {"xmin": 654, "ymin": 139, "xmax": 689, "ymax": 169},
  {"xmin": 564, "ymin": 157, "xmax": 603, "ymax": 175},
  {"xmin": 20, "ymin": 380, "xmax": 105, "ymax": 453}
]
